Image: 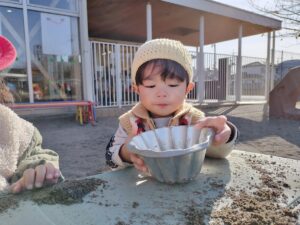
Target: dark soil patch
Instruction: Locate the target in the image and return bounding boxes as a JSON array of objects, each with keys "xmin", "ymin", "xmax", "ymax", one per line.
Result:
[
  {"xmin": 0, "ymin": 195, "xmax": 19, "ymax": 214},
  {"xmin": 0, "ymin": 178, "xmax": 107, "ymax": 213},
  {"xmin": 31, "ymin": 178, "xmax": 107, "ymax": 205},
  {"xmin": 132, "ymin": 201, "xmax": 139, "ymax": 208},
  {"xmin": 115, "ymin": 221, "xmax": 129, "ymax": 225},
  {"xmin": 184, "ymin": 204, "xmax": 206, "ymax": 225}
]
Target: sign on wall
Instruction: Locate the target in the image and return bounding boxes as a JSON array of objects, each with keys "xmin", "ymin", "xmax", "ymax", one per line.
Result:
[{"xmin": 41, "ymin": 13, "xmax": 71, "ymax": 56}]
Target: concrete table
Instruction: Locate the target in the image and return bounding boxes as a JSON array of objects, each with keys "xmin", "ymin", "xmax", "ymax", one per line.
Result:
[{"xmin": 0, "ymin": 150, "xmax": 299, "ymax": 225}]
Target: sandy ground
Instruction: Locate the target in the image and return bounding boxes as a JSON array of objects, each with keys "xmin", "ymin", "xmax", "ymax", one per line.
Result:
[{"xmin": 25, "ymin": 104, "xmax": 300, "ymax": 179}]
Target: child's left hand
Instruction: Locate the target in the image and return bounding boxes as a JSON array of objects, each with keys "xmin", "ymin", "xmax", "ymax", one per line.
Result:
[
  {"xmin": 195, "ymin": 115, "xmax": 231, "ymax": 146},
  {"xmin": 10, "ymin": 162, "xmax": 61, "ymax": 194}
]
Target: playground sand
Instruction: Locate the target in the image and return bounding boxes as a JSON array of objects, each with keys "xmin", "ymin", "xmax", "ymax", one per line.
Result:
[{"xmin": 27, "ymin": 104, "xmax": 300, "ymax": 179}]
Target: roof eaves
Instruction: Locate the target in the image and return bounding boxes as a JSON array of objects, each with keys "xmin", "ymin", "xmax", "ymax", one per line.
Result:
[{"xmin": 161, "ymin": 0, "xmax": 282, "ymax": 30}]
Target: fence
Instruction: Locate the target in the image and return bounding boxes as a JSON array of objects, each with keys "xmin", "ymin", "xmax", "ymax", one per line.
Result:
[
  {"xmin": 240, "ymin": 56, "xmax": 266, "ymax": 101},
  {"xmin": 91, "ymin": 41, "xmax": 267, "ymax": 107}
]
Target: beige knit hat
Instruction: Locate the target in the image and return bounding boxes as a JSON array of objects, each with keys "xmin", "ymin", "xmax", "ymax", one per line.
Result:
[{"xmin": 131, "ymin": 38, "xmax": 193, "ymax": 85}]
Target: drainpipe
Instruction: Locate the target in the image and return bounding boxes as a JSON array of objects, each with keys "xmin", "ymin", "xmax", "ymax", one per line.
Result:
[{"xmin": 146, "ymin": 2, "xmax": 152, "ymax": 41}]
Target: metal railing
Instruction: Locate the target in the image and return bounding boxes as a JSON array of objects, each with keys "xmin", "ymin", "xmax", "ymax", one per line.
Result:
[
  {"xmin": 91, "ymin": 41, "xmax": 267, "ymax": 107},
  {"xmin": 241, "ymin": 56, "xmax": 266, "ymax": 101}
]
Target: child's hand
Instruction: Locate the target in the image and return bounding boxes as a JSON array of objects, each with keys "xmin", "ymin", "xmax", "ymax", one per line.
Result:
[
  {"xmin": 119, "ymin": 119, "xmax": 149, "ymax": 173},
  {"xmin": 129, "ymin": 153, "xmax": 148, "ymax": 173},
  {"xmin": 120, "ymin": 140, "xmax": 148, "ymax": 173},
  {"xmin": 195, "ymin": 115, "xmax": 231, "ymax": 146},
  {"xmin": 10, "ymin": 162, "xmax": 61, "ymax": 194}
]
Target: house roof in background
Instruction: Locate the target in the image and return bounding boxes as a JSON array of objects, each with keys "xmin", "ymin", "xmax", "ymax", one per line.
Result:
[
  {"xmin": 87, "ymin": 0, "xmax": 281, "ymax": 46},
  {"xmin": 243, "ymin": 62, "xmax": 265, "ymax": 67}
]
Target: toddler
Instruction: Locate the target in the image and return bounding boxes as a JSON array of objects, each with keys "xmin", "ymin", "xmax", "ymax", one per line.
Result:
[{"xmin": 106, "ymin": 38, "xmax": 238, "ymax": 172}]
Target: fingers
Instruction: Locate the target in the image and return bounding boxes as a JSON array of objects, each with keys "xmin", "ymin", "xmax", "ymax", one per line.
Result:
[
  {"xmin": 10, "ymin": 168, "xmax": 35, "ymax": 194},
  {"xmin": 35, "ymin": 163, "xmax": 60, "ymax": 187},
  {"xmin": 121, "ymin": 119, "xmax": 139, "ymax": 163},
  {"xmin": 195, "ymin": 116, "xmax": 231, "ymax": 146},
  {"xmin": 195, "ymin": 116, "xmax": 227, "ymax": 132},
  {"xmin": 44, "ymin": 163, "xmax": 60, "ymax": 184},
  {"xmin": 10, "ymin": 163, "xmax": 61, "ymax": 194},
  {"xmin": 213, "ymin": 123, "xmax": 231, "ymax": 146},
  {"xmin": 127, "ymin": 118, "xmax": 148, "ymax": 172},
  {"xmin": 23, "ymin": 168, "xmax": 35, "ymax": 190},
  {"xmin": 130, "ymin": 153, "xmax": 148, "ymax": 173},
  {"xmin": 34, "ymin": 165, "xmax": 46, "ymax": 188},
  {"xmin": 124, "ymin": 119, "xmax": 139, "ymax": 148},
  {"xmin": 10, "ymin": 177, "xmax": 25, "ymax": 194}
]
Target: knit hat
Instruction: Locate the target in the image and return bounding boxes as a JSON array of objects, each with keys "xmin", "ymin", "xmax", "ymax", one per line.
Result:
[
  {"xmin": 0, "ymin": 35, "xmax": 16, "ymax": 72},
  {"xmin": 131, "ymin": 38, "xmax": 193, "ymax": 85}
]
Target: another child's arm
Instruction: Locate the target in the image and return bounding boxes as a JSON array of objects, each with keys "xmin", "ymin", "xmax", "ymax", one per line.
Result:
[
  {"xmin": 195, "ymin": 115, "xmax": 238, "ymax": 158},
  {"xmin": 10, "ymin": 128, "xmax": 61, "ymax": 193}
]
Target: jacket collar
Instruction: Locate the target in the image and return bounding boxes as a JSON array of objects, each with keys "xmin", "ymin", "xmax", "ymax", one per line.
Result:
[{"xmin": 131, "ymin": 101, "xmax": 192, "ymax": 122}]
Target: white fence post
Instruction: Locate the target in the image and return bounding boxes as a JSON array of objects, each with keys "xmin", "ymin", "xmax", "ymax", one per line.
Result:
[
  {"xmin": 197, "ymin": 16, "xmax": 205, "ymax": 103},
  {"xmin": 115, "ymin": 44, "xmax": 122, "ymax": 107},
  {"xmin": 270, "ymin": 31, "xmax": 276, "ymax": 91},
  {"xmin": 265, "ymin": 32, "xmax": 271, "ymax": 99},
  {"xmin": 235, "ymin": 24, "xmax": 243, "ymax": 102}
]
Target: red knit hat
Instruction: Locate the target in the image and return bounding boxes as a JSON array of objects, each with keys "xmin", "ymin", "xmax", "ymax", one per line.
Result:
[{"xmin": 0, "ymin": 35, "xmax": 17, "ymax": 71}]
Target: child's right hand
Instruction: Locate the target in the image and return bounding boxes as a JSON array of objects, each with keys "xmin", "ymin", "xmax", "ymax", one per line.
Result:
[
  {"xmin": 128, "ymin": 152, "xmax": 148, "ymax": 173},
  {"xmin": 120, "ymin": 139, "xmax": 148, "ymax": 173},
  {"xmin": 119, "ymin": 119, "xmax": 148, "ymax": 173},
  {"xmin": 10, "ymin": 162, "xmax": 61, "ymax": 194}
]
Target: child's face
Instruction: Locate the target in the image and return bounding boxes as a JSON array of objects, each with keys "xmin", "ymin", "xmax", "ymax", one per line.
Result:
[{"xmin": 134, "ymin": 64, "xmax": 194, "ymax": 118}]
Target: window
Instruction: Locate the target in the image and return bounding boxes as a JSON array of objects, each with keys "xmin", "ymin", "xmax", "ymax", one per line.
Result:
[
  {"xmin": 0, "ymin": 0, "xmax": 21, "ymax": 2},
  {"xmin": 29, "ymin": 0, "xmax": 77, "ymax": 12},
  {"xmin": 0, "ymin": 6, "xmax": 29, "ymax": 102},
  {"xmin": 28, "ymin": 11, "xmax": 82, "ymax": 101}
]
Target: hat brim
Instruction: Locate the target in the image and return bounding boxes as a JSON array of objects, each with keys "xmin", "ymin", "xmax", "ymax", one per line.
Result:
[{"xmin": 0, "ymin": 35, "xmax": 17, "ymax": 71}]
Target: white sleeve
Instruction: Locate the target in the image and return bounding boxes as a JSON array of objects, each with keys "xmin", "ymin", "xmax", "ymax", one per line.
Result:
[
  {"xmin": 205, "ymin": 121, "xmax": 238, "ymax": 158},
  {"xmin": 105, "ymin": 124, "xmax": 133, "ymax": 169}
]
